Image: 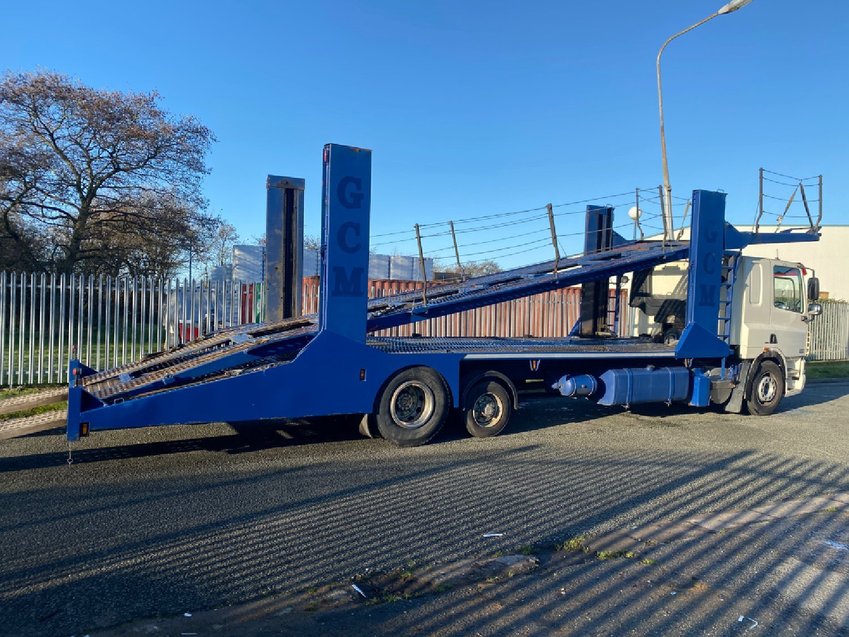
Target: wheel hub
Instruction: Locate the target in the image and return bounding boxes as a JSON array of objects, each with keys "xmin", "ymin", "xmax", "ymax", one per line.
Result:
[
  {"xmin": 390, "ymin": 381, "xmax": 435, "ymax": 429},
  {"xmin": 472, "ymin": 392, "xmax": 503, "ymax": 427},
  {"xmin": 757, "ymin": 375, "xmax": 777, "ymax": 403}
]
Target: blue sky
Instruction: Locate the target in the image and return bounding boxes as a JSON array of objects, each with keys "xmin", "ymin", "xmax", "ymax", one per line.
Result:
[{"xmin": 3, "ymin": 0, "xmax": 847, "ymax": 265}]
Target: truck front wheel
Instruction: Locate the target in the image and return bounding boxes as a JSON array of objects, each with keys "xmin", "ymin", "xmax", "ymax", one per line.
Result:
[
  {"xmin": 746, "ymin": 360, "xmax": 785, "ymax": 416},
  {"xmin": 376, "ymin": 367, "xmax": 450, "ymax": 447},
  {"xmin": 464, "ymin": 379, "xmax": 513, "ymax": 438}
]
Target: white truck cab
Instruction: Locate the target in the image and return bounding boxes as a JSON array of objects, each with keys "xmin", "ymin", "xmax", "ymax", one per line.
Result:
[{"xmin": 731, "ymin": 256, "xmax": 821, "ymax": 401}]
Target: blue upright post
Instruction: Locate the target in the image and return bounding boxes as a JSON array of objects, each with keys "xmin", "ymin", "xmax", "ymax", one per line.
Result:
[
  {"xmin": 318, "ymin": 144, "xmax": 372, "ymax": 343},
  {"xmin": 675, "ymin": 190, "xmax": 731, "ymax": 359},
  {"xmin": 67, "ymin": 359, "xmax": 83, "ymax": 441}
]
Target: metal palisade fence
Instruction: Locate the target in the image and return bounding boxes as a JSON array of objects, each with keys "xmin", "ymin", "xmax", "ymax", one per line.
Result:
[
  {"xmin": 808, "ymin": 300, "xmax": 849, "ymax": 361},
  {"xmin": 2, "ymin": 271, "xmax": 846, "ymax": 387},
  {"xmin": 0, "ymin": 271, "xmax": 264, "ymax": 386}
]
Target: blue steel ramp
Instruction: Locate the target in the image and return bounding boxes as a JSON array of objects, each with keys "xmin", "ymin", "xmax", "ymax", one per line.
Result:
[
  {"xmin": 365, "ymin": 239, "xmax": 690, "ymax": 331},
  {"xmin": 81, "ymin": 316, "xmax": 318, "ymax": 402}
]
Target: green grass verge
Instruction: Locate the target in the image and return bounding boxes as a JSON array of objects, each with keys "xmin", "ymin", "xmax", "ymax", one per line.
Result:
[
  {"xmin": 0, "ymin": 385, "xmax": 63, "ymax": 399},
  {"xmin": 0, "ymin": 401, "xmax": 68, "ymax": 421},
  {"xmin": 0, "ymin": 385, "xmax": 67, "ymax": 421},
  {"xmin": 807, "ymin": 361, "xmax": 849, "ymax": 380}
]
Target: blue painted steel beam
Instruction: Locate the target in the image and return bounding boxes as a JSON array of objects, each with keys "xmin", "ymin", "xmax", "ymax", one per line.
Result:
[
  {"xmin": 676, "ymin": 190, "xmax": 730, "ymax": 359},
  {"xmin": 319, "ymin": 144, "xmax": 372, "ymax": 342},
  {"xmin": 725, "ymin": 225, "xmax": 820, "ymax": 250}
]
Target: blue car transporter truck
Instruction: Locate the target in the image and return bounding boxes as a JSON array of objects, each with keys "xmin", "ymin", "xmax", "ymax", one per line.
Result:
[{"xmin": 62, "ymin": 144, "xmax": 821, "ymax": 447}]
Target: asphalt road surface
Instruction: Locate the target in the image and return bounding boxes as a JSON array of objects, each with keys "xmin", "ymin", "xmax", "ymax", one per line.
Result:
[{"xmin": 2, "ymin": 381, "xmax": 849, "ymax": 636}]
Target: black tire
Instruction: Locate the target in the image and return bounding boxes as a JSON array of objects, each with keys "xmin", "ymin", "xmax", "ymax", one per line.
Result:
[
  {"xmin": 464, "ymin": 379, "xmax": 513, "ymax": 438},
  {"xmin": 746, "ymin": 360, "xmax": 785, "ymax": 416},
  {"xmin": 376, "ymin": 367, "xmax": 450, "ymax": 447}
]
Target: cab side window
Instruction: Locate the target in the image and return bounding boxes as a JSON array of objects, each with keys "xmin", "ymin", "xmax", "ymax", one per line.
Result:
[{"xmin": 773, "ymin": 266, "xmax": 802, "ymax": 313}]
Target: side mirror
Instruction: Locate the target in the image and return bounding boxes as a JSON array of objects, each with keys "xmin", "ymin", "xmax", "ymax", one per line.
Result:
[
  {"xmin": 807, "ymin": 276, "xmax": 820, "ymax": 302},
  {"xmin": 807, "ymin": 302, "xmax": 823, "ymax": 317}
]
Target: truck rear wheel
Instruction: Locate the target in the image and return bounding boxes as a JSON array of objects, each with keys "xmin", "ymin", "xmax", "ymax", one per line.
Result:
[
  {"xmin": 464, "ymin": 379, "xmax": 512, "ymax": 438},
  {"xmin": 746, "ymin": 360, "xmax": 785, "ymax": 416},
  {"xmin": 376, "ymin": 367, "xmax": 449, "ymax": 447}
]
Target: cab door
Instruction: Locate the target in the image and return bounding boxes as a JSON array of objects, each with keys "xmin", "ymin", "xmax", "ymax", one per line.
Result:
[{"xmin": 769, "ymin": 264, "xmax": 807, "ymax": 358}]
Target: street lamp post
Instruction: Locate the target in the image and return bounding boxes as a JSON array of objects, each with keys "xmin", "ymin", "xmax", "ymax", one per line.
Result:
[{"xmin": 656, "ymin": 0, "xmax": 753, "ymax": 240}]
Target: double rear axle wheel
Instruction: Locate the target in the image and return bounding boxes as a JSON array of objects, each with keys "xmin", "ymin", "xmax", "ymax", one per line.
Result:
[
  {"xmin": 374, "ymin": 367, "xmax": 514, "ymax": 447},
  {"xmin": 463, "ymin": 379, "xmax": 512, "ymax": 438},
  {"xmin": 375, "ymin": 367, "xmax": 450, "ymax": 447}
]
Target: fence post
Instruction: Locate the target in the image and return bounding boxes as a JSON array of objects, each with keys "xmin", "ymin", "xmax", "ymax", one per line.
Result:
[{"xmin": 0, "ymin": 272, "xmax": 5, "ymax": 386}]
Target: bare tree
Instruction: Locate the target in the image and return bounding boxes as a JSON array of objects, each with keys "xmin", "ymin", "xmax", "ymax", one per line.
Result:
[
  {"xmin": 0, "ymin": 71, "xmax": 214, "ymax": 275},
  {"xmin": 0, "ymin": 141, "xmax": 51, "ymax": 269},
  {"xmin": 200, "ymin": 220, "xmax": 240, "ymax": 270},
  {"xmin": 304, "ymin": 234, "xmax": 320, "ymax": 251},
  {"xmin": 440, "ymin": 259, "xmax": 502, "ymax": 280},
  {"xmin": 0, "ymin": 210, "xmax": 46, "ymax": 271},
  {"xmin": 84, "ymin": 194, "xmax": 219, "ymax": 277}
]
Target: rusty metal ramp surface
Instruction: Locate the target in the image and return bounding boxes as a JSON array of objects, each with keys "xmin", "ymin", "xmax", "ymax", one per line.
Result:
[{"xmin": 83, "ymin": 316, "xmax": 319, "ymax": 402}]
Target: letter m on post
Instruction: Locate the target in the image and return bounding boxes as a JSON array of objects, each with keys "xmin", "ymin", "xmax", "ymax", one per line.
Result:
[{"xmin": 333, "ymin": 266, "xmax": 365, "ymax": 297}]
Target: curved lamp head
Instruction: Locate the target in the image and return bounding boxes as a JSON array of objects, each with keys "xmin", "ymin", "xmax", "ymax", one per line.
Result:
[{"xmin": 718, "ymin": 0, "xmax": 753, "ymax": 15}]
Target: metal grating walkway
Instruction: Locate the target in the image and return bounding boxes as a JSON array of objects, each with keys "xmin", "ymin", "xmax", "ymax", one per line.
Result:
[{"xmin": 368, "ymin": 336, "xmax": 674, "ymax": 356}]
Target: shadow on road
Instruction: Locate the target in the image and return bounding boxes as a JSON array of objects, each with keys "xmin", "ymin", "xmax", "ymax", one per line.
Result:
[
  {"xmin": 0, "ymin": 417, "xmax": 367, "ymax": 472},
  {"xmin": 2, "ymin": 383, "xmax": 849, "ymax": 635},
  {"xmin": 2, "ymin": 428, "xmax": 849, "ymax": 635}
]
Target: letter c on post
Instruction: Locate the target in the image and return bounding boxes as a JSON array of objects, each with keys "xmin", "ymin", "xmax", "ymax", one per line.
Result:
[{"xmin": 338, "ymin": 221, "xmax": 361, "ymax": 254}]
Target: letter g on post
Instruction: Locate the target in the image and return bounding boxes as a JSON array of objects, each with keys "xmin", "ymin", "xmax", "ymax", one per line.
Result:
[{"xmin": 337, "ymin": 176, "xmax": 363, "ymax": 209}]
